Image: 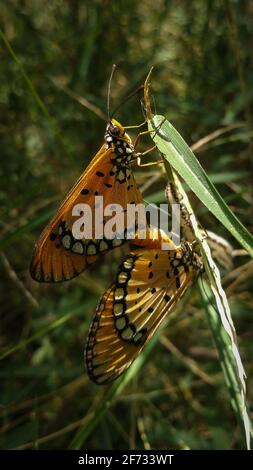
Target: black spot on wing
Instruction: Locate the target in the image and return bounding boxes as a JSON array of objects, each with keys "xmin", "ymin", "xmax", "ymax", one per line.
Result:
[
  {"xmin": 96, "ymin": 171, "xmax": 105, "ymax": 177},
  {"xmin": 81, "ymin": 188, "xmax": 89, "ymax": 195}
]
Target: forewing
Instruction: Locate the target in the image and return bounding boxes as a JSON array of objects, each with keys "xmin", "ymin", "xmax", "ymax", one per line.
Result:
[{"xmin": 30, "ymin": 145, "xmax": 142, "ymax": 282}]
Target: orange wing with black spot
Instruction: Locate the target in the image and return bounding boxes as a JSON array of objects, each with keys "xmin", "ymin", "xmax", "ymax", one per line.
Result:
[
  {"xmin": 86, "ymin": 238, "xmax": 202, "ymax": 384},
  {"xmin": 30, "ymin": 119, "xmax": 143, "ymax": 283}
]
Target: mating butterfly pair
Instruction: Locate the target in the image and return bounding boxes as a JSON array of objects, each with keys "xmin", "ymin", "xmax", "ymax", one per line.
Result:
[{"xmin": 30, "ymin": 117, "xmax": 203, "ymax": 384}]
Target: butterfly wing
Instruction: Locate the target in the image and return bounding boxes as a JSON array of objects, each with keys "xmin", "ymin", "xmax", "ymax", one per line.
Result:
[
  {"xmin": 30, "ymin": 145, "xmax": 143, "ymax": 282},
  {"xmin": 86, "ymin": 244, "xmax": 200, "ymax": 384}
]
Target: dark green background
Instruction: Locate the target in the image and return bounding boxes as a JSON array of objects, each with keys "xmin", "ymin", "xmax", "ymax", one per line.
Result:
[{"xmin": 0, "ymin": 0, "xmax": 252, "ymax": 450}]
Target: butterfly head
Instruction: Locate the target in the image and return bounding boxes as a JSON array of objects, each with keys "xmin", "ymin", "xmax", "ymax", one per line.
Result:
[
  {"xmin": 182, "ymin": 241, "xmax": 204, "ymax": 273},
  {"xmin": 105, "ymin": 118, "xmax": 132, "ymax": 148}
]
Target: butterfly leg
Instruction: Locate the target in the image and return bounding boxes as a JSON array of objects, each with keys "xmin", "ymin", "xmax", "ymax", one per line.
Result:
[
  {"xmin": 133, "ymin": 117, "xmax": 166, "ymax": 149},
  {"xmin": 136, "ymin": 146, "xmax": 163, "ymax": 167},
  {"xmin": 124, "ymin": 121, "xmax": 147, "ymax": 130},
  {"xmin": 137, "ymin": 158, "xmax": 163, "ymax": 167},
  {"xmin": 133, "ymin": 129, "xmax": 155, "ymax": 150},
  {"xmin": 134, "ymin": 117, "xmax": 166, "ymax": 167}
]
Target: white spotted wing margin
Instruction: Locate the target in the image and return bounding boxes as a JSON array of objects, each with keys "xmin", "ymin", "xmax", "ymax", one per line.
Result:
[{"xmin": 85, "ymin": 243, "xmax": 202, "ymax": 385}]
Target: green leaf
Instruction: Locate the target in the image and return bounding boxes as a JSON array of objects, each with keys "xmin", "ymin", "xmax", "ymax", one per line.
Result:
[
  {"xmin": 144, "ymin": 171, "xmax": 250, "ymax": 204},
  {"xmin": 148, "ymin": 115, "xmax": 253, "ymax": 257},
  {"xmin": 0, "ymin": 302, "xmax": 92, "ymax": 361},
  {"xmin": 167, "ymin": 170, "xmax": 251, "ymax": 448},
  {"xmin": 69, "ymin": 330, "xmax": 160, "ymax": 449},
  {"xmin": 199, "ymin": 280, "xmax": 252, "ymax": 449},
  {"xmin": 0, "ymin": 208, "xmax": 54, "ymax": 250}
]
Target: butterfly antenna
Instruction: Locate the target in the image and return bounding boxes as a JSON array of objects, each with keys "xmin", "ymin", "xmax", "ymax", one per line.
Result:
[
  {"xmin": 107, "ymin": 64, "xmax": 117, "ymax": 122},
  {"xmin": 112, "ymin": 85, "xmax": 144, "ymax": 118}
]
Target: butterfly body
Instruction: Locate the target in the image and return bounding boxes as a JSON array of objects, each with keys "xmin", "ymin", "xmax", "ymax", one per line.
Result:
[
  {"xmin": 104, "ymin": 119, "xmax": 137, "ymax": 184},
  {"xmin": 86, "ymin": 238, "xmax": 203, "ymax": 385},
  {"xmin": 30, "ymin": 119, "xmax": 142, "ymax": 283}
]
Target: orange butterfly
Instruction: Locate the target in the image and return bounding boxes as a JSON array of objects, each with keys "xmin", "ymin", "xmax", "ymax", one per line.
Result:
[
  {"xmin": 86, "ymin": 231, "xmax": 203, "ymax": 385},
  {"xmin": 166, "ymin": 181, "xmax": 233, "ymax": 270},
  {"xmin": 30, "ymin": 118, "xmax": 145, "ymax": 283}
]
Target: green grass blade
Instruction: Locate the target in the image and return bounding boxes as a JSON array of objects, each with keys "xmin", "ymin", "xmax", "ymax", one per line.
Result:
[
  {"xmin": 145, "ymin": 171, "xmax": 250, "ymax": 204},
  {"xmin": 148, "ymin": 115, "xmax": 253, "ymax": 256},
  {"xmin": 168, "ymin": 171, "xmax": 251, "ymax": 449},
  {"xmin": 0, "ymin": 28, "xmax": 51, "ymax": 120},
  {"xmin": 0, "ymin": 303, "xmax": 92, "ymax": 361},
  {"xmin": 199, "ymin": 279, "xmax": 252, "ymax": 449},
  {"xmin": 69, "ymin": 331, "xmax": 160, "ymax": 450},
  {"xmin": 0, "ymin": 28, "xmax": 74, "ymax": 157},
  {"xmin": 0, "ymin": 208, "xmax": 54, "ymax": 250}
]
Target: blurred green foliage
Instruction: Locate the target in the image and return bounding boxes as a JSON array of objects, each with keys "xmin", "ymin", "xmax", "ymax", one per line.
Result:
[{"xmin": 0, "ymin": 0, "xmax": 252, "ymax": 450}]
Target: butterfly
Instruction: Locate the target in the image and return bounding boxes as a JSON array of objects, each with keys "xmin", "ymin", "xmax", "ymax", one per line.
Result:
[
  {"xmin": 166, "ymin": 181, "xmax": 198, "ymax": 244},
  {"xmin": 166, "ymin": 181, "xmax": 233, "ymax": 270},
  {"xmin": 85, "ymin": 231, "xmax": 203, "ymax": 385},
  {"xmin": 30, "ymin": 119, "xmax": 144, "ymax": 283}
]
